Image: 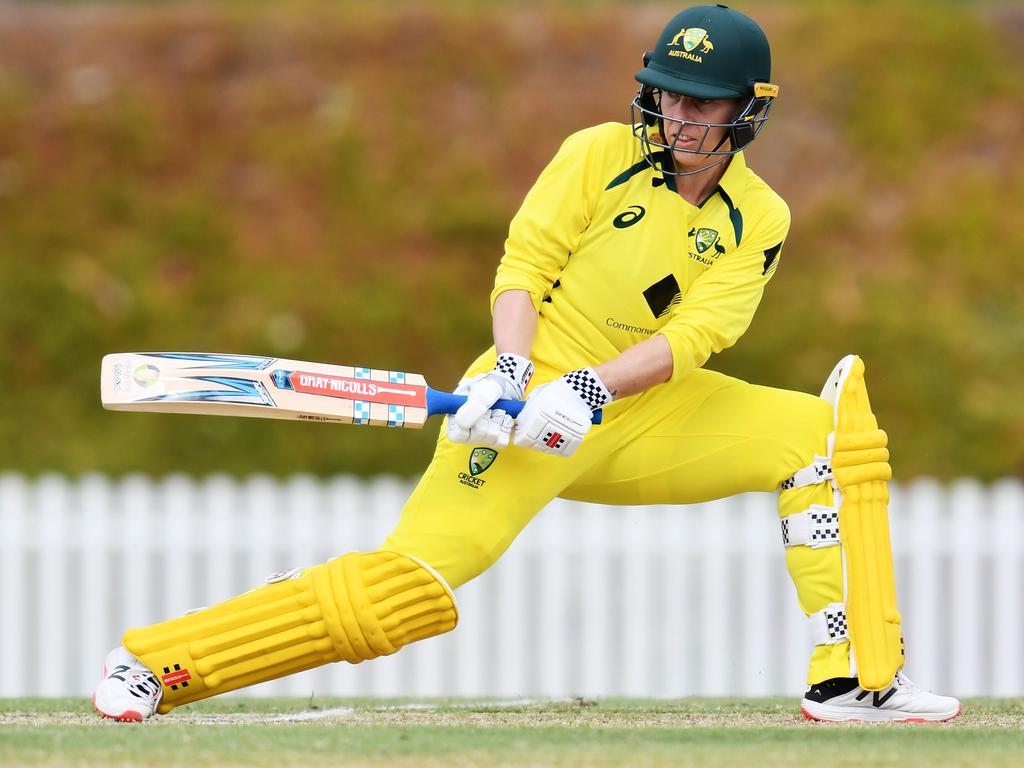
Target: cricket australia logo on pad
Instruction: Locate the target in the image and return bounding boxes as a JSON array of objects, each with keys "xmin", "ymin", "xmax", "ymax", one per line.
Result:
[{"xmin": 459, "ymin": 448, "xmax": 498, "ymax": 489}]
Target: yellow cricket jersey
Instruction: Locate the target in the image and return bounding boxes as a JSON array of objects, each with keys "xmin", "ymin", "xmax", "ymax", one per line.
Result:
[{"xmin": 490, "ymin": 122, "xmax": 790, "ymax": 384}]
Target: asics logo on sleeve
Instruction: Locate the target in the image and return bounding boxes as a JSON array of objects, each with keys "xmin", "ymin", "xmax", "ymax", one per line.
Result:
[{"xmin": 613, "ymin": 205, "xmax": 646, "ymax": 229}]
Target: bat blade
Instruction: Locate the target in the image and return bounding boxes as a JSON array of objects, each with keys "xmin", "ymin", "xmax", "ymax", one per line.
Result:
[
  {"xmin": 101, "ymin": 352, "xmax": 433, "ymax": 428},
  {"xmin": 100, "ymin": 352, "xmax": 602, "ymax": 428}
]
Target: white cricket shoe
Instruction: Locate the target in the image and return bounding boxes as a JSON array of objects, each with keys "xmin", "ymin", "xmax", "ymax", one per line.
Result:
[
  {"xmin": 801, "ymin": 670, "xmax": 961, "ymax": 722},
  {"xmin": 92, "ymin": 646, "xmax": 162, "ymax": 722}
]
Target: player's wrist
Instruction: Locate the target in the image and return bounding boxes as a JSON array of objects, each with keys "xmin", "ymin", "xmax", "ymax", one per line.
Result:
[
  {"xmin": 561, "ymin": 367, "xmax": 613, "ymax": 412},
  {"xmin": 493, "ymin": 352, "xmax": 534, "ymax": 399}
]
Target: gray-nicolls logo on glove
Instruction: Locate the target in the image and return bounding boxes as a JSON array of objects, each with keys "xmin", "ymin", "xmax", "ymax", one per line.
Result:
[{"xmin": 512, "ymin": 367, "xmax": 612, "ymax": 457}]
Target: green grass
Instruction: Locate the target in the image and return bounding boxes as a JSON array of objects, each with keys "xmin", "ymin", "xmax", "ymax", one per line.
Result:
[{"xmin": 2, "ymin": 698, "xmax": 1023, "ymax": 767}]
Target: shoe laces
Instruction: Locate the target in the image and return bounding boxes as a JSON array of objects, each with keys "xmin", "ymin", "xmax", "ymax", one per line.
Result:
[
  {"xmin": 107, "ymin": 662, "xmax": 161, "ymax": 702},
  {"xmin": 894, "ymin": 670, "xmax": 922, "ymax": 693},
  {"xmin": 126, "ymin": 670, "xmax": 161, "ymax": 702}
]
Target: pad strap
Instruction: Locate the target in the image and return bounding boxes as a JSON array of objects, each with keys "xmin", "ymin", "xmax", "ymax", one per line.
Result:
[
  {"xmin": 780, "ymin": 451, "xmax": 833, "ymax": 490},
  {"xmin": 780, "ymin": 505, "xmax": 840, "ymax": 549},
  {"xmin": 809, "ymin": 602, "xmax": 849, "ymax": 646}
]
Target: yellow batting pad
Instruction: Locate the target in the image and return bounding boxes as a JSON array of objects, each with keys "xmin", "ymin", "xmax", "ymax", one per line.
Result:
[
  {"xmin": 123, "ymin": 551, "xmax": 458, "ymax": 714},
  {"xmin": 832, "ymin": 356, "xmax": 903, "ymax": 691}
]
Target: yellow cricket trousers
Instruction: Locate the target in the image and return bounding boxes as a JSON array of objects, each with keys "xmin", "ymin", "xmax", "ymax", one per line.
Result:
[{"xmin": 382, "ymin": 360, "xmax": 849, "ymax": 684}]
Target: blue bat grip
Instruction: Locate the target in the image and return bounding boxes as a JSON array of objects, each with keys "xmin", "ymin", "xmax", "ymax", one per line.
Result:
[{"xmin": 426, "ymin": 389, "xmax": 603, "ymax": 425}]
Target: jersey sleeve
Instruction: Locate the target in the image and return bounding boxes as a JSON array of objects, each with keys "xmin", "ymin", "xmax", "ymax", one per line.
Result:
[
  {"xmin": 658, "ymin": 194, "xmax": 790, "ymax": 383},
  {"xmin": 490, "ymin": 124, "xmax": 615, "ymax": 312}
]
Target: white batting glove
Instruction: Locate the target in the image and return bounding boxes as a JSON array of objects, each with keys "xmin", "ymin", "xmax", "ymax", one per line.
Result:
[
  {"xmin": 447, "ymin": 353, "xmax": 534, "ymax": 448},
  {"xmin": 512, "ymin": 368, "xmax": 612, "ymax": 457}
]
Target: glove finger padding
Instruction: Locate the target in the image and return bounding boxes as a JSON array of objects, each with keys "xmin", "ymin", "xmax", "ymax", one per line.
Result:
[
  {"xmin": 447, "ymin": 377, "xmax": 475, "ymax": 441},
  {"xmin": 453, "ymin": 375, "xmax": 506, "ymax": 430},
  {"xmin": 471, "ymin": 409, "xmax": 514, "ymax": 448},
  {"xmin": 446, "ymin": 410, "xmax": 512, "ymax": 448},
  {"xmin": 446, "ymin": 415, "xmax": 473, "ymax": 446},
  {"xmin": 449, "ymin": 353, "xmax": 534, "ymax": 447},
  {"xmin": 448, "ymin": 376, "xmax": 514, "ymax": 447}
]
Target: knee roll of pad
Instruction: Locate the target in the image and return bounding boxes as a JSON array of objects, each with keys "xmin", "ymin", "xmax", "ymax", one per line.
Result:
[{"xmin": 123, "ymin": 551, "xmax": 458, "ymax": 714}]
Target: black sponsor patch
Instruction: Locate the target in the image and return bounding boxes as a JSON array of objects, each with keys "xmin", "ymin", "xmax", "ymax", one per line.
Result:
[
  {"xmin": 643, "ymin": 274, "xmax": 682, "ymax": 318},
  {"xmin": 763, "ymin": 242, "xmax": 783, "ymax": 275}
]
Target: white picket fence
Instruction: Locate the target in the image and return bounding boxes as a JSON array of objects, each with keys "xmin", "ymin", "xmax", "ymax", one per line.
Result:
[{"xmin": 1, "ymin": 473, "xmax": 1022, "ymax": 699}]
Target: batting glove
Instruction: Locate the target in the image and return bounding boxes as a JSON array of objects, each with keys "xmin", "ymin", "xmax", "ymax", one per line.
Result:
[
  {"xmin": 512, "ymin": 367, "xmax": 612, "ymax": 457},
  {"xmin": 447, "ymin": 352, "xmax": 534, "ymax": 448}
]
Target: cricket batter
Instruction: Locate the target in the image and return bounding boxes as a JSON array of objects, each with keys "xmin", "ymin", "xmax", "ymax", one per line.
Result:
[{"xmin": 94, "ymin": 5, "xmax": 960, "ymax": 722}]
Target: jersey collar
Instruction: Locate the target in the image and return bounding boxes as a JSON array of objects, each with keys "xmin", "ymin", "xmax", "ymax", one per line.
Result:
[
  {"xmin": 715, "ymin": 151, "xmax": 748, "ymax": 203},
  {"xmin": 657, "ymin": 150, "xmax": 749, "ymax": 207}
]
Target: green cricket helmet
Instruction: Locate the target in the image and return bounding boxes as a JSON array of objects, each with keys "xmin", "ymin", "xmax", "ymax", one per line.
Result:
[{"xmin": 631, "ymin": 4, "xmax": 779, "ymax": 175}]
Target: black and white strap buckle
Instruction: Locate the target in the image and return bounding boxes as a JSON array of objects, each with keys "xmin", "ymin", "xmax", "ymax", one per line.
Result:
[
  {"xmin": 494, "ymin": 353, "xmax": 534, "ymax": 398},
  {"xmin": 780, "ymin": 505, "xmax": 840, "ymax": 549},
  {"xmin": 563, "ymin": 367, "xmax": 613, "ymax": 411},
  {"xmin": 781, "ymin": 453, "xmax": 833, "ymax": 490},
  {"xmin": 809, "ymin": 602, "xmax": 849, "ymax": 646}
]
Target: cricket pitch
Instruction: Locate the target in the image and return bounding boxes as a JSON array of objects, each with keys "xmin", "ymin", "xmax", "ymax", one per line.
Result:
[{"xmin": 2, "ymin": 697, "xmax": 1023, "ymax": 767}]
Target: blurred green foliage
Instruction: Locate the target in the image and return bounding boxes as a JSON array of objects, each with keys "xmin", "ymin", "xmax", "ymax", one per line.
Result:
[{"xmin": 0, "ymin": 2, "xmax": 1021, "ymax": 478}]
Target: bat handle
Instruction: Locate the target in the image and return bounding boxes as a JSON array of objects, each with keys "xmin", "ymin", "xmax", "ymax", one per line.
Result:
[{"xmin": 427, "ymin": 390, "xmax": 603, "ymax": 425}]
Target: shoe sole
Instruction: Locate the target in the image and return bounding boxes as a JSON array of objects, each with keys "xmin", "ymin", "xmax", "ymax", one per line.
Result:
[
  {"xmin": 801, "ymin": 703, "xmax": 962, "ymax": 723},
  {"xmin": 92, "ymin": 692, "xmax": 144, "ymax": 723}
]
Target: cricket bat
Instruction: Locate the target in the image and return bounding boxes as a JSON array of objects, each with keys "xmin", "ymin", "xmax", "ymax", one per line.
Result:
[{"xmin": 100, "ymin": 352, "xmax": 602, "ymax": 428}]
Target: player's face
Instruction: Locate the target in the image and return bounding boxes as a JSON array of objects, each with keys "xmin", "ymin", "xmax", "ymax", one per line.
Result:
[{"xmin": 657, "ymin": 92, "xmax": 741, "ymax": 171}]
